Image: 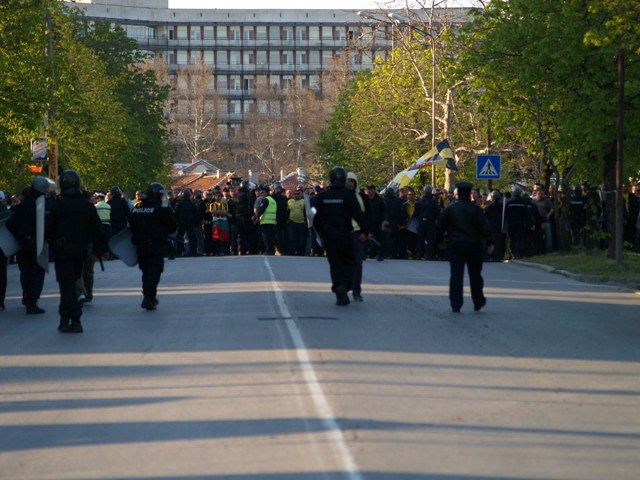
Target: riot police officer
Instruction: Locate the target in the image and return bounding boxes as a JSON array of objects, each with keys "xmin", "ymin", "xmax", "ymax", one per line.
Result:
[
  {"xmin": 7, "ymin": 177, "xmax": 53, "ymax": 314},
  {"xmin": 312, "ymin": 167, "xmax": 368, "ymax": 306},
  {"xmin": 129, "ymin": 182, "xmax": 177, "ymax": 310},
  {"xmin": 48, "ymin": 170, "xmax": 108, "ymax": 332}
]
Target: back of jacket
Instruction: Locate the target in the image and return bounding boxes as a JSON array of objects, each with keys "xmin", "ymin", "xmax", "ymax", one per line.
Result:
[
  {"xmin": 437, "ymin": 199, "xmax": 492, "ymax": 244},
  {"xmin": 48, "ymin": 189, "xmax": 107, "ymax": 256},
  {"xmin": 130, "ymin": 198, "xmax": 177, "ymax": 253},
  {"xmin": 312, "ymin": 187, "xmax": 368, "ymax": 236}
]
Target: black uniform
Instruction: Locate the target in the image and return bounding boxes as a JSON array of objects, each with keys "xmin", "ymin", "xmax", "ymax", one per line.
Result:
[
  {"xmin": 6, "ymin": 187, "xmax": 47, "ymax": 313},
  {"xmin": 414, "ymin": 190, "xmax": 440, "ymax": 260},
  {"xmin": 312, "ymin": 179, "xmax": 368, "ymax": 305},
  {"xmin": 129, "ymin": 197, "xmax": 177, "ymax": 309},
  {"xmin": 436, "ymin": 183, "xmax": 493, "ymax": 313},
  {"xmin": 174, "ymin": 195, "xmax": 199, "ymax": 257},
  {"xmin": 48, "ymin": 187, "xmax": 107, "ymax": 332}
]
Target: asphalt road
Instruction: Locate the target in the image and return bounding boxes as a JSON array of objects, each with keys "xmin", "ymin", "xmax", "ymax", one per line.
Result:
[{"xmin": 1, "ymin": 255, "xmax": 639, "ymax": 480}]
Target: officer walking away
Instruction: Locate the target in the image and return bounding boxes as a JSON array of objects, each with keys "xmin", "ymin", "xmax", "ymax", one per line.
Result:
[
  {"xmin": 312, "ymin": 167, "xmax": 368, "ymax": 306},
  {"xmin": 129, "ymin": 182, "xmax": 177, "ymax": 310},
  {"xmin": 6, "ymin": 177, "xmax": 52, "ymax": 314},
  {"xmin": 346, "ymin": 172, "xmax": 370, "ymax": 302},
  {"xmin": 48, "ymin": 170, "xmax": 108, "ymax": 332},
  {"xmin": 436, "ymin": 182, "xmax": 493, "ymax": 313}
]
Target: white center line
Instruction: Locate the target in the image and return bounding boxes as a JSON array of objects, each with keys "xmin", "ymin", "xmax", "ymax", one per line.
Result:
[{"xmin": 264, "ymin": 257, "xmax": 363, "ymax": 480}]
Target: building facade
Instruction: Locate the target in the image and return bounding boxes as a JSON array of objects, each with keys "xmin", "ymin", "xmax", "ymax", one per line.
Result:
[{"xmin": 66, "ymin": 1, "xmax": 395, "ymax": 148}]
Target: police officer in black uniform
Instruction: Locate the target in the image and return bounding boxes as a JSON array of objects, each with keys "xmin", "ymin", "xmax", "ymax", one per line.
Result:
[
  {"xmin": 436, "ymin": 182, "xmax": 493, "ymax": 313},
  {"xmin": 7, "ymin": 177, "xmax": 52, "ymax": 314},
  {"xmin": 312, "ymin": 167, "xmax": 369, "ymax": 306},
  {"xmin": 48, "ymin": 170, "xmax": 108, "ymax": 332},
  {"xmin": 129, "ymin": 182, "xmax": 177, "ymax": 310}
]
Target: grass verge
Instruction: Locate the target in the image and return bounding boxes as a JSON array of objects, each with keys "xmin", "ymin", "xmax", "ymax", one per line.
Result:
[{"xmin": 524, "ymin": 248, "xmax": 640, "ymax": 288}]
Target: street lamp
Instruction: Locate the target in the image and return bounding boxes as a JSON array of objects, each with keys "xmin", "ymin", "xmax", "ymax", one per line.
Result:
[{"xmin": 387, "ymin": 12, "xmax": 438, "ymax": 187}]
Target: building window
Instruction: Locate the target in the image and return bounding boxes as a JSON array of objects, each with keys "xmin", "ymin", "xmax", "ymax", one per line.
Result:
[
  {"xmin": 268, "ymin": 26, "xmax": 280, "ymax": 41},
  {"xmin": 243, "ymin": 77, "xmax": 254, "ymax": 90},
  {"xmin": 244, "ymin": 27, "xmax": 255, "ymax": 41},
  {"xmin": 309, "ymin": 26, "xmax": 320, "ymax": 41},
  {"xmin": 244, "ymin": 52, "xmax": 255, "ymax": 65},
  {"xmin": 216, "ymin": 26, "xmax": 227, "ymax": 40},
  {"xmin": 296, "ymin": 27, "xmax": 307, "ymax": 41},
  {"xmin": 177, "ymin": 25, "xmax": 188, "ymax": 39},
  {"xmin": 230, "ymin": 51, "xmax": 241, "ymax": 65},
  {"xmin": 296, "ymin": 51, "xmax": 307, "ymax": 64},
  {"xmin": 282, "ymin": 27, "xmax": 293, "ymax": 41},
  {"xmin": 256, "ymin": 26, "xmax": 267, "ymax": 40},
  {"xmin": 203, "ymin": 26, "xmax": 214, "ymax": 40},
  {"xmin": 257, "ymin": 51, "xmax": 267, "ymax": 65},
  {"xmin": 190, "ymin": 26, "xmax": 201, "ymax": 40},
  {"xmin": 230, "ymin": 26, "xmax": 241, "ymax": 41},
  {"xmin": 177, "ymin": 50, "xmax": 188, "ymax": 65},
  {"xmin": 203, "ymin": 50, "xmax": 214, "ymax": 65},
  {"xmin": 321, "ymin": 26, "xmax": 333, "ymax": 40},
  {"xmin": 269, "ymin": 51, "xmax": 280, "ymax": 65},
  {"xmin": 282, "ymin": 51, "xmax": 293, "ymax": 65}
]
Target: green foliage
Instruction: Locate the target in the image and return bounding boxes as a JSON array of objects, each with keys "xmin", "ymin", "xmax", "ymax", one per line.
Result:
[
  {"xmin": 0, "ymin": 2, "xmax": 171, "ymax": 196},
  {"xmin": 458, "ymin": 0, "xmax": 640, "ymax": 187}
]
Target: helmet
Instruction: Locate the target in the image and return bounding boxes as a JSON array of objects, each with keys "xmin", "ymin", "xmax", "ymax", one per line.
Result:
[
  {"xmin": 385, "ymin": 186, "xmax": 396, "ymax": 196},
  {"xmin": 273, "ymin": 181, "xmax": 283, "ymax": 191},
  {"xmin": 146, "ymin": 182, "xmax": 165, "ymax": 201},
  {"xmin": 180, "ymin": 189, "xmax": 191, "ymax": 200},
  {"xmin": 423, "ymin": 185, "xmax": 433, "ymax": 195},
  {"xmin": 491, "ymin": 190, "xmax": 502, "ymax": 201},
  {"xmin": 329, "ymin": 167, "xmax": 347, "ymax": 187},
  {"xmin": 58, "ymin": 170, "xmax": 81, "ymax": 192},
  {"xmin": 240, "ymin": 180, "xmax": 250, "ymax": 190},
  {"xmin": 110, "ymin": 186, "xmax": 122, "ymax": 196},
  {"xmin": 511, "ymin": 186, "xmax": 523, "ymax": 198},
  {"xmin": 32, "ymin": 176, "xmax": 55, "ymax": 194}
]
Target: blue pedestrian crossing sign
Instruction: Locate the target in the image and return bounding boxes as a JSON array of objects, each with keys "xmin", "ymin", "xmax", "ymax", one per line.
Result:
[{"xmin": 476, "ymin": 155, "xmax": 501, "ymax": 180}]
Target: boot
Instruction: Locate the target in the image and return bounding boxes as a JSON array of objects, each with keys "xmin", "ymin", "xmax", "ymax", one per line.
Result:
[
  {"xmin": 26, "ymin": 303, "xmax": 45, "ymax": 315},
  {"xmin": 141, "ymin": 296, "xmax": 156, "ymax": 311},
  {"xmin": 60, "ymin": 318, "xmax": 83, "ymax": 333},
  {"xmin": 58, "ymin": 318, "xmax": 70, "ymax": 332}
]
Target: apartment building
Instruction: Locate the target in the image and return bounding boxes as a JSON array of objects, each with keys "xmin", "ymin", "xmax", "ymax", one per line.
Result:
[{"xmin": 65, "ymin": 1, "xmax": 393, "ymax": 143}]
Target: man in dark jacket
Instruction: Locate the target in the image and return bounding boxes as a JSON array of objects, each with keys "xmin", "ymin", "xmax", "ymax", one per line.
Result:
[
  {"xmin": 107, "ymin": 186, "xmax": 130, "ymax": 236},
  {"xmin": 381, "ymin": 187, "xmax": 403, "ymax": 259},
  {"xmin": 436, "ymin": 182, "xmax": 493, "ymax": 313},
  {"xmin": 129, "ymin": 182, "xmax": 177, "ymax": 310},
  {"xmin": 48, "ymin": 170, "xmax": 108, "ymax": 332},
  {"xmin": 365, "ymin": 185, "xmax": 385, "ymax": 261},
  {"xmin": 414, "ymin": 186, "xmax": 440, "ymax": 260},
  {"xmin": 7, "ymin": 177, "xmax": 53, "ymax": 314},
  {"xmin": 174, "ymin": 189, "xmax": 199, "ymax": 257},
  {"xmin": 231, "ymin": 181, "xmax": 253, "ymax": 255},
  {"xmin": 504, "ymin": 186, "xmax": 533, "ymax": 260},
  {"xmin": 312, "ymin": 167, "xmax": 368, "ymax": 306},
  {"xmin": 484, "ymin": 190, "xmax": 506, "ymax": 262}
]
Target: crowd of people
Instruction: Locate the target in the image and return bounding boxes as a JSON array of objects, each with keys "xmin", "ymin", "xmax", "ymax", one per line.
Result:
[{"xmin": 2, "ymin": 171, "xmax": 639, "ymax": 319}]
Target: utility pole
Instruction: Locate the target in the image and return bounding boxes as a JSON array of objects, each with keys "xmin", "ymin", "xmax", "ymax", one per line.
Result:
[{"xmin": 46, "ymin": 11, "xmax": 58, "ymax": 181}]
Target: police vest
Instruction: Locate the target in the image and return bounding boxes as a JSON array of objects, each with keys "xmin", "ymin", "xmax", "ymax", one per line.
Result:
[{"xmin": 260, "ymin": 196, "xmax": 277, "ymax": 225}]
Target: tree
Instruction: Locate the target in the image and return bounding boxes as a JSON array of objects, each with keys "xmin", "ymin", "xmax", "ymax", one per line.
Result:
[
  {"xmin": 168, "ymin": 58, "xmax": 227, "ymax": 165},
  {"xmin": 458, "ymin": 0, "xmax": 640, "ymax": 252},
  {"xmin": 0, "ymin": 0, "xmax": 54, "ymax": 191}
]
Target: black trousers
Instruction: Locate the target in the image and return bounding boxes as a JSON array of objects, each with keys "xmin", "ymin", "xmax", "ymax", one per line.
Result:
[
  {"xmin": 54, "ymin": 249, "xmax": 85, "ymax": 321},
  {"xmin": 447, "ymin": 240, "xmax": 485, "ymax": 311},
  {"xmin": 324, "ymin": 230, "xmax": 355, "ymax": 292},
  {"xmin": 17, "ymin": 249, "xmax": 45, "ymax": 305},
  {"xmin": 138, "ymin": 249, "xmax": 164, "ymax": 300}
]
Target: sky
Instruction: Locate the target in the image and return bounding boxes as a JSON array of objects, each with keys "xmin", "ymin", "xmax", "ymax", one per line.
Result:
[{"xmin": 168, "ymin": 0, "xmax": 476, "ymax": 10}]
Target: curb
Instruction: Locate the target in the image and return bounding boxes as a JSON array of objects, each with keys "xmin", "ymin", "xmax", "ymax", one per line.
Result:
[{"xmin": 511, "ymin": 259, "xmax": 640, "ymax": 293}]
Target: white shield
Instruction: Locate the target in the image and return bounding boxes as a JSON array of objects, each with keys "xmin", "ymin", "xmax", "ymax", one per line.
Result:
[{"xmin": 108, "ymin": 227, "xmax": 138, "ymax": 267}]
